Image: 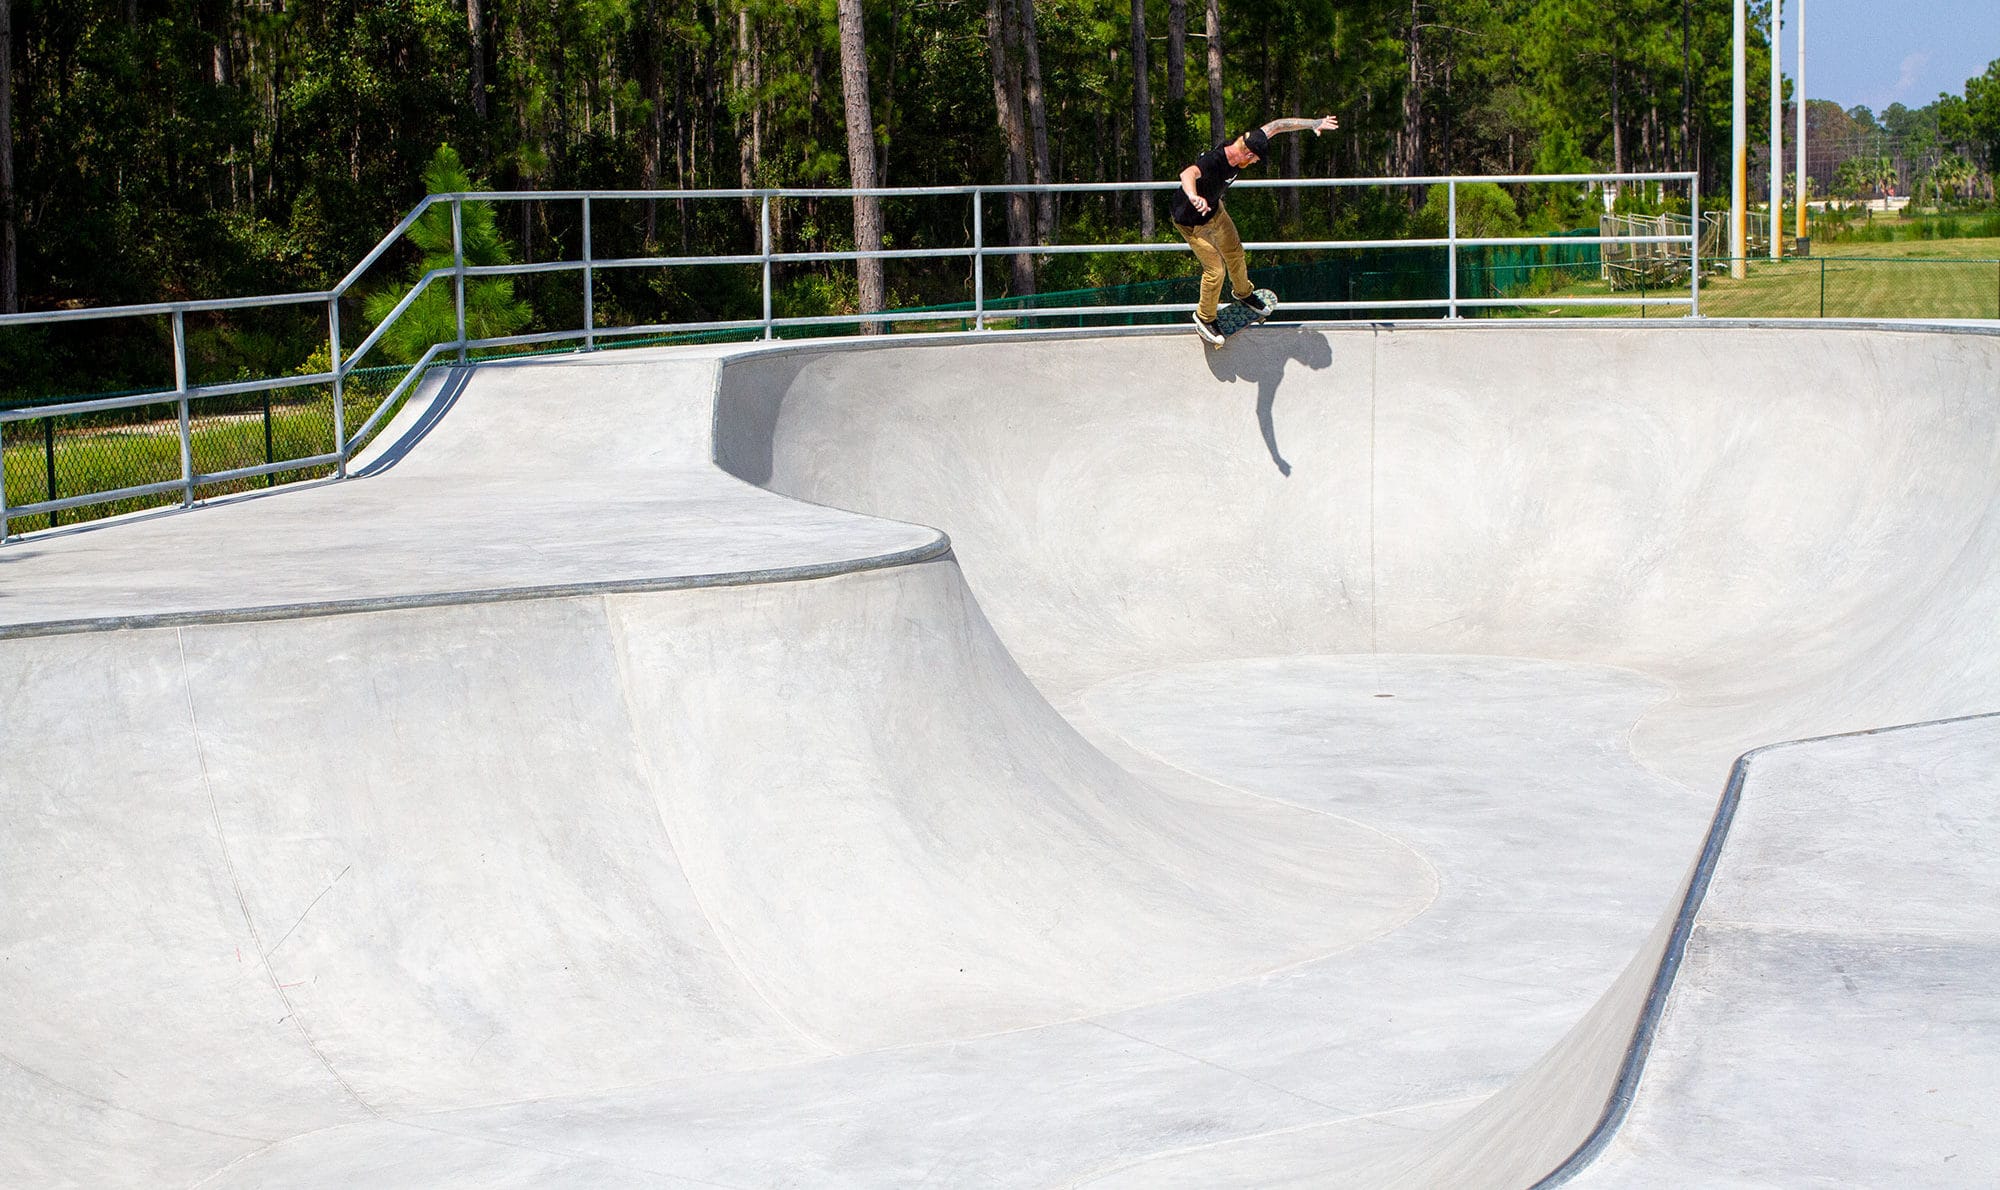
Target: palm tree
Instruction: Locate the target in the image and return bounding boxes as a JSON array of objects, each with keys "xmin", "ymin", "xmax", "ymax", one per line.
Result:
[
  {"xmin": 1834, "ymin": 158, "xmax": 1871, "ymax": 202},
  {"xmin": 1931, "ymin": 153, "xmax": 1976, "ymax": 204},
  {"xmin": 1866, "ymin": 156, "xmax": 1899, "ymax": 199}
]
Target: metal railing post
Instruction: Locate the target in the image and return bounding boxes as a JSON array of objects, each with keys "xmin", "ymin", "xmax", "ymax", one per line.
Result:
[
  {"xmin": 581, "ymin": 195, "xmax": 595, "ymax": 350},
  {"xmin": 452, "ymin": 198, "xmax": 467, "ymax": 364},
  {"xmin": 1447, "ymin": 179, "xmax": 1460, "ymax": 318},
  {"xmin": 1690, "ymin": 183, "xmax": 1702, "ymax": 316},
  {"xmin": 44, "ymin": 419, "xmax": 57, "ymax": 527},
  {"xmin": 329, "ymin": 296, "xmax": 347, "ymax": 475},
  {"xmin": 973, "ymin": 190, "xmax": 986, "ymax": 330},
  {"xmin": 0, "ymin": 171, "xmax": 1735, "ymax": 532},
  {"xmin": 760, "ymin": 195, "xmax": 774, "ymax": 340},
  {"xmin": 174, "ymin": 310, "xmax": 194, "ymax": 507}
]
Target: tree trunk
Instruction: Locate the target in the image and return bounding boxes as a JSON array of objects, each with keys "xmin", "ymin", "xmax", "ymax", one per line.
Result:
[
  {"xmin": 700, "ymin": 18, "xmax": 720, "ymax": 190},
  {"xmin": 1611, "ymin": 54, "xmax": 1625, "ymax": 175},
  {"xmin": 1130, "ymin": 0, "xmax": 1153, "ymax": 236},
  {"xmin": 878, "ymin": 0, "xmax": 896, "ymax": 188},
  {"xmin": 671, "ymin": 47, "xmax": 688, "ymax": 252},
  {"xmin": 835, "ymin": 0, "xmax": 885, "ymax": 330},
  {"xmin": 1258, "ymin": 31, "xmax": 1271, "ymax": 122},
  {"xmin": 0, "ymin": 0, "xmax": 14, "ymax": 313},
  {"xmin": 1282, "ymin": 53, "xmax": 1301, "ymax": 226},
  {"xmin": 638, "ymin": 4, "xmax": 663, "ymax": 244},
  {"xmin": 1438, "ymin": 32, "xmax": 1453, "ymax": 173},
  {"xmin": 986, "ymin": 0, "xmax": 1034, "ymax": 294},
  {"xmin": 1681, "ymin": 0, "xmax": 1693, "ymax": 172},
  {"xmin": 1165, "ymin": 0, "xmax": 1188, "ymax": 161},
  {"xmin": 736, "ymin": 9, "xmax": 755, "ymax": 222},
  {"xmin": 1017, "ymin": 0, "xmax": 1054, "ymax": 243},
  {"xmin": 269, "ymin": 19, "xmax": 284, "ymax": 205},
  {"xmin": 1205, "ymin": 0, "xmax": 1224, "ymax": 146},
  {"xmin": 1398, "ymin": 0, "xmax": 1422, "ymax": 181},
  {"xmin": 206, "ymin": 0, "xmax": 231, "ymax": 88},
  {"xmin": 1110, "ymin": 48, "xmax": 1126, "ymax": 200},
  {"xmin": 751, "ymin": 18, "xmax": 762, "ymax": 183},
  {"xmin": 466, "ymin": 0, "xmax": 487, "ymax": 119},
  {"xmin": 515, "ymin": 15, "xmax": 537, "ymax": 257}
]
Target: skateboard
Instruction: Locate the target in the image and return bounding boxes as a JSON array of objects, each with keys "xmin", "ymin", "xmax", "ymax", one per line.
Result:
[{"xmin": 1208, "ymin": 289, "xmax": 1279, "ymax": 346}]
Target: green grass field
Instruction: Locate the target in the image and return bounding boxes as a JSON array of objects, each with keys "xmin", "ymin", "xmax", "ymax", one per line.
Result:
[
  {"xmin": 3, "ymin": 387, "xmax": 395, "ymax": 534},
  {"xmin": 1502, "ymin": 238, "xmax": 2000, "ymax": 320}
]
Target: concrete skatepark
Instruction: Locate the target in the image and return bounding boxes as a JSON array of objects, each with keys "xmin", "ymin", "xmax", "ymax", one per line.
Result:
[{"xmin": 2, "ymin": 321, "xmax": 1997, "ymax": 1186}]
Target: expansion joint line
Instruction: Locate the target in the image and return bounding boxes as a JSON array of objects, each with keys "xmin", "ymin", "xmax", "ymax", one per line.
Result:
[{"xmin": 1368, "ymin": 326, "xmax": 1381, "ymax": 655}]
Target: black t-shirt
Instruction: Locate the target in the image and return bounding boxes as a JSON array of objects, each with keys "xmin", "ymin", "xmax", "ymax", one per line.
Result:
[{"xmin": 1169, "ymin": 145, "xmax": 1240, "ymax": 227}]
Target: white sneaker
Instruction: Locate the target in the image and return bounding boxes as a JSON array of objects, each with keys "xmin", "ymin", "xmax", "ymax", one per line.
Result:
[{"xmin": 1192, "ymin": 311, "xmax": 1224, "ymax": 345}]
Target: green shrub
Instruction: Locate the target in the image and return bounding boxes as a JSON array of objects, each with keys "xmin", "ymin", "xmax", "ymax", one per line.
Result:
[{"xmin": 1410, "ymin": 182, "xmax": 1521, "ymax": 240}]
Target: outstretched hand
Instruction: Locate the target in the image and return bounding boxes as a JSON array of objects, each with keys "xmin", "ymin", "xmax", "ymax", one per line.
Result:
[{"xmin": 1313, "ymin": 114, "xmax": 1340, "ymax": 136}]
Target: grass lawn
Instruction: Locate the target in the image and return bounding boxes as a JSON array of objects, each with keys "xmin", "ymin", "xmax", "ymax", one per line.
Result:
[
  {"xmin": 4, "ymin": 388, "xmax": 394, "ymax": 534},
  {"xmin": 1500, "ymin": 237, "xmax": 2000, "ymax": 320}
]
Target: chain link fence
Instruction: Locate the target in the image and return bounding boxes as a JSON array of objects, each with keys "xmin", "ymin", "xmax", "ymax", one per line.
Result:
[
  {"xmin": 1498, "ymin": 253, "xmax": 2000, "ymax": 320},
  {"xmin": 891, "ymin": 234, "xmax": 1615, "ymax": 329},
  {"xmin": 2, "ymin": 365, "xmax": 412, "ymax": 534}
]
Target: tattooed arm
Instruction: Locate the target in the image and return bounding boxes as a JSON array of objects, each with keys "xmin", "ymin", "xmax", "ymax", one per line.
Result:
[{"xmin": 1260, "ymin": 115, "xmax": 1342, "ymax": 137}]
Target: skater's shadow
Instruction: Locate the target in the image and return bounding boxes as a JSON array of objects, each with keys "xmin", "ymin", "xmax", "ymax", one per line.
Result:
[{"xmin": 1201, "ymin": 325, "xmax": 1335, "ymax": 476}]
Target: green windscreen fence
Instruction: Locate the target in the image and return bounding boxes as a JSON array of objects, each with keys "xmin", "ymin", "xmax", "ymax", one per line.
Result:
[{"xmin": 906, "ymin": 229, "xmax": 1607, "ymax": 328}]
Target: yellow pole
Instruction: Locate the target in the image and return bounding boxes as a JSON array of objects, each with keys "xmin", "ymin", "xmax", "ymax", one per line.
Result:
[{"xmin": 1770, "ymin": 0, "xmax": 1783, "ymax": 259}]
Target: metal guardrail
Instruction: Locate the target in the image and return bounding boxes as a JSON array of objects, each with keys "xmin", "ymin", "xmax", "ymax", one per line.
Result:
[{"xmin": 0, "ymin": 172, "xmax": 1699, "ymax": 541}]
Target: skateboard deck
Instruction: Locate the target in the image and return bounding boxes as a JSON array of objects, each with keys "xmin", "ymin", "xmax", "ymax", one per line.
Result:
[{"xmin": 1209, "ymin": 289, "xmax": 1279, "ymax": 345}]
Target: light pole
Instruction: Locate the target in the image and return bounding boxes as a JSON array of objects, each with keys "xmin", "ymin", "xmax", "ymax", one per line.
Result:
[
  {"xmin": 1770, "ymin": 0, "xmax": 1783, "ymax": 259},
  {"xmin": 1732, "ymin": 0, "xmax": 1747, "ymax": 279},
  {"xmin": 1796, "ymin": 0, "xmax": 1808, "ymax": 244}
]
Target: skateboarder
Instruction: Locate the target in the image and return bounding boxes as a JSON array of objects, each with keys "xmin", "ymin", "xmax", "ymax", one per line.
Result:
[{"xmin": 1172, "ymin": 115, "xmax": 1340, "ymax": 344}]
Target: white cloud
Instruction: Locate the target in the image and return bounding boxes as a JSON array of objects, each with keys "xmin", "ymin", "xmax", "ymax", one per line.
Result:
[{"xmin": 1892, "ymin": 51, "xmax": 1928, "ymax": 96}]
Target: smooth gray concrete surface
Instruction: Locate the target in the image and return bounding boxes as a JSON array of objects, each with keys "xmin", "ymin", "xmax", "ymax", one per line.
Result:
[
  {"xmin": 0, "ymin": 348, "xmax": 942, "ymax": 635},
  {"xmin": 719, "ymin": 321, "xmax": 2000, "ymax": 1183},
  {"xmin": 3, "ymin": 322, "xmax": 1998, "ymax": 1187},
  {"xmin": 1566, "ymin": 716, "xmax": 2000, "ymax": 1189}
]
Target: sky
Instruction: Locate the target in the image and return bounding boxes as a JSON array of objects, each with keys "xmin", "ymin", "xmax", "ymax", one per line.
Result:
[{"xmin": 1791, "ymin": 1, "xmax": 2000, "ymax": 113}]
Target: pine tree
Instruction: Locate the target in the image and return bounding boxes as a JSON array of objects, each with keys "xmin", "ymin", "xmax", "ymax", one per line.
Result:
[{"xmin": 362, "ymin": 145, "xmax": 529, "ymax": 363}]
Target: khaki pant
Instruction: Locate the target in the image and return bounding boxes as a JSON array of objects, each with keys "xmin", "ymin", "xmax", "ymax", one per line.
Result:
[{"xmin": 1174, "ymin": 208, "xmax": 1253, "ymax": 322}]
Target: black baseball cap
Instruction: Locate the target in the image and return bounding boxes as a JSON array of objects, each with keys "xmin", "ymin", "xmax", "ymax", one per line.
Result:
[{"xmin": 1242, "ymin": 128, "xmax": 1271, "ymax": 157}]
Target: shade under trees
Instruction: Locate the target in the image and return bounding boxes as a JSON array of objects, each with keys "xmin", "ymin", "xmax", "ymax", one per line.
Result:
[{"xmin": 1, "ymin": 0, "xmax": 1996, "ymax": 323}]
